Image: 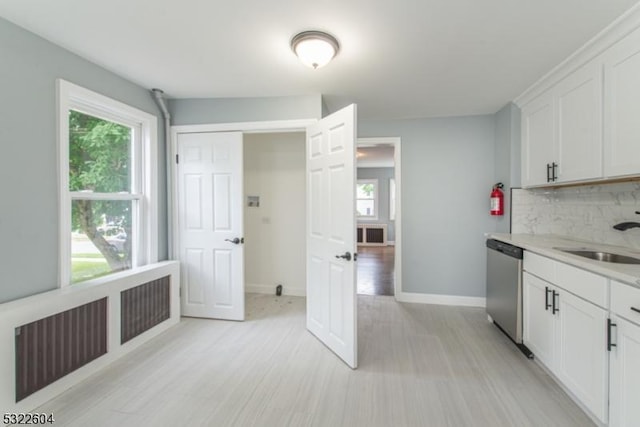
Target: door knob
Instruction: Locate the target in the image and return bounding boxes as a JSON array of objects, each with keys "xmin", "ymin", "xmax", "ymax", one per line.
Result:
[
  {"xmin": 335, "ymin": 252, "xmax": 352, "ymax": 261},
  {"xmin": 225, "ymin": 237, "xmax": 243, "ymax": 244}
]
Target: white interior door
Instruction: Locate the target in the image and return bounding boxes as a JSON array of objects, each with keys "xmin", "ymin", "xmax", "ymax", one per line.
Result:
[
  {"xmin": 306, "ymin": 104, "xmax": 358, "ymax": 368},
  {"xmin": 177, "ymin": 131, "xmax": 245, "ymax": 320}
]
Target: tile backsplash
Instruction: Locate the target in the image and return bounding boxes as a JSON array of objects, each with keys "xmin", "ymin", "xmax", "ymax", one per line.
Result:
[{"xmin": 511, "ymin": 181, "xmax": 640, "ymax": 250}]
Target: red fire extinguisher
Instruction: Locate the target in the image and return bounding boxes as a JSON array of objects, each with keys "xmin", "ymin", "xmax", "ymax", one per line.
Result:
[{"xmin": 490, "ymin": 183, "xmax": 504, "ymax": 216}]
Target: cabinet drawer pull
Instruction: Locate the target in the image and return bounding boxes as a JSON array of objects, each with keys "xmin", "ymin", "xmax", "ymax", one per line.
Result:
[
  {"xmin": 552, "ymin": 290, "xmax": 559, "ymax": 315},
  {"xmin": 607, "ymin": 318, "xmax": 617, "ymax": 352},
  {"xmin": 631, "ymin": 307, "xmax": 640, "ymax": 314},
  {"xmin": 546, "ymin": 163, "xmax": 552, "ymax": 183},
  {"xmin": 545, "ymin": 286, "xmax": 551, "ymax": 311},
  {"xmin": 552, "ymin": 162, "xmax": 558, "ymax": 182}
]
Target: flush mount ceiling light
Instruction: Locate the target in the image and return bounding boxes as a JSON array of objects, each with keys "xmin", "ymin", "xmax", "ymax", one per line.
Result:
[{"xmin": 291, "ymin": 30, "xmax": 340, "ymax": 69}]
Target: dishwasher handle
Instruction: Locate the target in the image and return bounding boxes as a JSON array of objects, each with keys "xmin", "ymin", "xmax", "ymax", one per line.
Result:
[{"xmin": 486, "ymin": 239, "xmax": 523, "ymax": 259}]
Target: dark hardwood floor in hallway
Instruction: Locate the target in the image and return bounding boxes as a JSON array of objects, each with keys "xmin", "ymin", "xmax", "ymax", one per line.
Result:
[{"xmin": 357, "ymin": 245, "xmax": 395, "ymax": 296}]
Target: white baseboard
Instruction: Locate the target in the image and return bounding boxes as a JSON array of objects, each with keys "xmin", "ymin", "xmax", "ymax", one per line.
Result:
[
  {"xmin": 245, "ymin": 283, "xmax": 306, "ymax": 297},
  {"xmin": 386, "ymin": 241, "xmax": 395, "ymax": 246},
  {"xmin": 396, "ymin": 291, "xmax": 486, "ymax": 308}
]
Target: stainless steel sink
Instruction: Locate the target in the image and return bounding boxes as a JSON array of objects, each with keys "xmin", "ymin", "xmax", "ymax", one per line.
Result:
[{"xmin": 554, "ymin": 248, "xmax": 640, "ymax": 264}]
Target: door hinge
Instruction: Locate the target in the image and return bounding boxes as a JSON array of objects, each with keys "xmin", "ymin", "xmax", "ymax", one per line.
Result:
[
  {"xmin": 176, "ymin": 154, "xmax": 179, "ymax": 164},
  {"xmin": 179, "ymin": 287, "xmax": 182, "ymax": 298}
]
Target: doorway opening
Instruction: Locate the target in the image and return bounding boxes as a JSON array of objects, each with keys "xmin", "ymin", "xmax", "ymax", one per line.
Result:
[
  {"xmin": 356, "ymin": 138, "xmax": 401, "ymax": 297},
  {"xmin": 243, "ymin": 132, "xmax": 306, "ymax": 299},
  {"xmin": 172, "ymin": 108, "xmax": 359, "ymax": 368}
]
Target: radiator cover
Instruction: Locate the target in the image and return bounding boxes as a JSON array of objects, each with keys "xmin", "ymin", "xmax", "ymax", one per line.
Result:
[
  {"xmin": 357, "ymin": 224, "xmax": 388, "ymax": 246},
  {"xmin": 121, "ymin": 275, "xmax": 171, "ymax": 344},
  {"xmin": 15, "ymin": 298, "xmax": 108, "ymax": 402}
]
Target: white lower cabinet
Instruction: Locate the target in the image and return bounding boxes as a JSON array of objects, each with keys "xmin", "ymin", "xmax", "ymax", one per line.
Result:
[
  {"xmin": 523, "ymin": 270, "xmax": 608, "ymax": 423},
  {"xmin": 523, "ymin": 251, "xmax": 640, "ymax": 425},
  {"xmin": 555, "ymin": 290, "xmax": 608, "ymax": 422},
  {"xmin": 609, "ymin": 316, "xmax": 640, "ymax": 427},
  {"xmin": 523, "ymin": 273, "xmax": 556, "ymax": 369}
]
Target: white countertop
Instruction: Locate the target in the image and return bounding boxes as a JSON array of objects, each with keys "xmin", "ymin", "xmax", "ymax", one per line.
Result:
[{"xmin": 486, "ymin": 233, "xmax": 640, "ymax": 289}]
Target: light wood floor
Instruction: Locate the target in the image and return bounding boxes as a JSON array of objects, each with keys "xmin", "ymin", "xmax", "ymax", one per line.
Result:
[{"xmin": 36, "ymin": 294, "xmax": 594, "ymax": 427}]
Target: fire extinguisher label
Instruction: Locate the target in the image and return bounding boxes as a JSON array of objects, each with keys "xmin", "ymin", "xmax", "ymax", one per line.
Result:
[{"xmin": 491, "ymin": 198, "xmax": 499, "ymax": 211}]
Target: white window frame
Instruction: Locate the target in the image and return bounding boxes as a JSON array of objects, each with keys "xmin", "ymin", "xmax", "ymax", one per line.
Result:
[
  {"xmin": 57, "ymin": 79, "xmax": 158, "ymax": 287},
  {"xmin": 356, "ymin": 178, "xmax": 379, "ymax": 220}
]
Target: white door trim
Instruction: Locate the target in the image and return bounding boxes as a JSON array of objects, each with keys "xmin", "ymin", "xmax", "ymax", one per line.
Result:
[
  {"xmin": 172, "ymin": 119, "xmax": 317, "ymax": 135},
  {"xmin": 170, "ymin": 119, "xmax": 317, "ymax": 262},
  {"xmin": 356, "ymin": 137, "xmax": 402, "ymax": 299}
]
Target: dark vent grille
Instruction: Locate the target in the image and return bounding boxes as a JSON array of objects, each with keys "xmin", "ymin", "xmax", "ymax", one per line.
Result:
[
  {"xmin": 121, "ymin": 276, "xmax": 170, "ymax": 344},
  {"xmin": 357, "ymin": 227, "xmax": 363, "ymax": 243},
  {"xmin": 366, "ymin": 227, "xmax": 385, "ymax": 244},
  {"xmin": 15, "ymin": 298, "xmax": 108, "ymax": 402}
]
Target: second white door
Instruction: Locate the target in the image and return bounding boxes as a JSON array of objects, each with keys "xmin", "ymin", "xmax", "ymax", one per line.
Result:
[
  {"xmin": 177, "ymin": 131, "xmax": 245, "ymax": 320},
  {"xmin": 306, "ymin": 104, "xmax": 358, "ymax": 369}
]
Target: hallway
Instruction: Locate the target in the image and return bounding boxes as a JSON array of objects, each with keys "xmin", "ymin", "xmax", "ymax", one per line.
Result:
[{"xmin": 356, "ymin": 246, "xmax": 395, "ymax": 296}]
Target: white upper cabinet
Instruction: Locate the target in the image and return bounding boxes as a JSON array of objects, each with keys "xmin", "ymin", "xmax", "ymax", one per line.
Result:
[
  {"xmin": 521, "ymin": 91, "xmax": 555, "ymax": 187},
  {"xmin": 518, "ymin": 10, "xmax": 640, "ymax": 188},
  {"xmin": 520, "ymin": 60, "xmax": 602, "ymax": 187},
  {"xmin": 555, "ymin": 60, "xmax": 603, "ymax": 183},
  {"xmin": 603, "ymin": 26, "xmax": 640, "ymax": 178}
]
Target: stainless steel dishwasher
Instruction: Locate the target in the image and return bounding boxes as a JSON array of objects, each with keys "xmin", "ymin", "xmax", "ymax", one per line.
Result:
[{"xmin": 486, "ymin": 239, "xmax": 531, "ymax": 356}]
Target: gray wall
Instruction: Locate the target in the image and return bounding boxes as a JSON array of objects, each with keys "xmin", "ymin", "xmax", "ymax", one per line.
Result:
[
  {"xmin": 359, "ymin": 115, "xmax": 497, "ymax": 298},
  {"xmin": 356, "ymin": 167, "xmax": 396, "ymax": 242},
  {"xmin": 0, "ymin": 17, "xmax": 166, "ymax": 303},
  {"xmin": 494, "ymin": 102, "xmax": 521, "ymax": 232},
  {"xmin": 169, "ymin": 95, "xmax": 322, "ymax": 125}
]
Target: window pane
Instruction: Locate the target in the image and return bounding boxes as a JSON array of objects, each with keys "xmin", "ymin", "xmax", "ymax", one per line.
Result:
[
  {"xmin": 71, "ymin": 199, "xmax": 133, "ymax": 283},
  {"xmin": 69, "ymin": 110, "xmax": 132, "ymax": 192},
  {"xmin": 357, "ymin": 200, "xmax": 375, "ymax": 216},
  {"xmin": 357, "ymin": 183, "xmax": 375, "ymax": 199}
]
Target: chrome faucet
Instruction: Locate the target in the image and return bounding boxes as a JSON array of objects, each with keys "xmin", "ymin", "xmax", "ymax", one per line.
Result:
[{"xmin": 613, "ymin": 211, "xmax": 640, "ymax": 231}]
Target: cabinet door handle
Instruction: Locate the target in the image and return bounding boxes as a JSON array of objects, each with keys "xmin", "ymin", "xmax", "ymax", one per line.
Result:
[
  {"xmin": 552, "ymin": 290, "xmax": 559, "ymax": 315},
  {"xmin": 631, "ymin": 307, "xmax": 640, "ymax": 314},
  {"xmin": 552, "ymin": 162, "xmax": 558, "ymax": 182},
  {"xmin": 545, "ymin": 286, "xmax": 552, "ymax": 311},
  {"xmin": 546, "ymin": 163, "xmax": 552, "ymax": 183},
  {"xmin": 607, "ymin": 318, "xmax": 617, "ymax": 351}
]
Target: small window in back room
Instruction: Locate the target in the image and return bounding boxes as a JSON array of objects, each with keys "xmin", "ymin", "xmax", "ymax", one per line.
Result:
[{"xmin": 356, "ymin": 179, "xmax": 378, "ymax": 219}]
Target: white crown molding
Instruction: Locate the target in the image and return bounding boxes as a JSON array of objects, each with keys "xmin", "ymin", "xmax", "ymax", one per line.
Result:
[{"xmin": 514, "ymin": 2, "xmax": 640, "ymax": 107}]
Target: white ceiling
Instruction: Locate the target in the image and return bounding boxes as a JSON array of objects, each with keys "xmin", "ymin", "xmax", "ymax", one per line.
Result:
[{"xmin": 1, "ymin": 0, "xmax": 638, "ymax": 119}]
